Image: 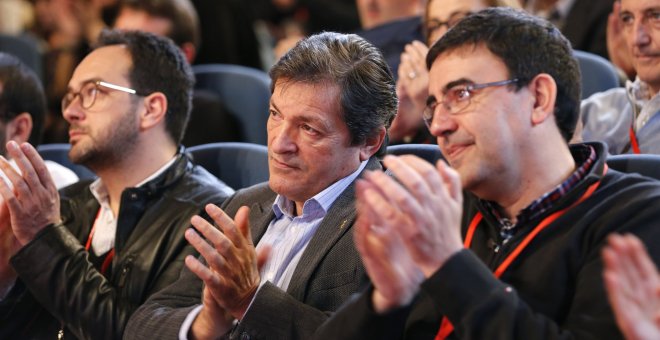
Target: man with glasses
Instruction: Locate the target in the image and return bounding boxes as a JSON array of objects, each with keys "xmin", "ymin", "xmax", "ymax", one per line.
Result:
[
  {"xmin": 313, "ymin": 7, "xmax": 660, "ymax": 339},
  {"xmin": 355, "ymin": 0, "xmax": 425, "ymax": 77},
  {"xmin": 577, "ymin": 0, "xmax": 660, "ymax": 155},
  {"xmin": 0, "ymin": 30, "xmax": 233, "ymax": 339}
]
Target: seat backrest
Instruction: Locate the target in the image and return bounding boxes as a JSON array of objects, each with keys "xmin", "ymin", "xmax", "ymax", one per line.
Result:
[
  {"xmin": 192, "ymin": 64, "xmax": 271, "ymax": 145},
  {"xmin": 386, "ymin": 144, "xmax": 444, "ymax": 164},
  {"xmin": 0, "ymin": 34, "xmax": 42, "ymax": 81},
  {"xmin": 187, "ymin": 142, "xmax": 269, "ymax": 190},
  {"xmin": 607, "ymin": 154, "xmax": 660, "ymax": 180},
  {"xmin": 574, "ymin": 50, "xmax": 620, "ymax": 100},
  {"xmin": 37, "ymin": 143, "xmax": 96, "ymax": 180}
]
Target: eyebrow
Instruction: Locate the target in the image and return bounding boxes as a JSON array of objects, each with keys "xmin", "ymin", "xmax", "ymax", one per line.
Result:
[
  {"xmin": 66, "ymin": 78, "xmax": 102, "ymax": 92},
  {"xmin": 270, "ymin": 100, "xmax": 280, "ymax": 113},
  {"xmin": 443, "ymin": 78, "xmax": 474, "ymax": 92}
]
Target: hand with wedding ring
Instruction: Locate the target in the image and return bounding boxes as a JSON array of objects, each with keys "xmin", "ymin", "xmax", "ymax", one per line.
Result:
[{"xmin": 391, "ymin": 41, "xmax": 431, "ymax": 142}]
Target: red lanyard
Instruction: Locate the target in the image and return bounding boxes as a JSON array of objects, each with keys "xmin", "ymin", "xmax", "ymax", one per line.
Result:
[
  {"xmin": 435, "ymin": 168, "xmax": 606, "ymax": 340},
  {"xmin": 85, "ymin": 209, "xmax": 115, "ymax": 275},
  {"xmin": 629, "ymin": 126, "xmax": 641, "ymax": 154}
]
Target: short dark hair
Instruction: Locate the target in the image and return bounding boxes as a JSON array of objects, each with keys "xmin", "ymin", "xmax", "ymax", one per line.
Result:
[
  {"xmin": 270, "ymin": 32, "xmax": 397, "ymax": 156},
  {"xmin": 0, "ymin": 52, "xmax": 46, "ymax": 145},
  {"xmin": 426, "ymin": 7, "xmax": 581, "ymax": 142},
  {"xmin": 96, "ymin": 29, "xmax": 194, "ymax": 144},
  {"xmin": 117, "ymin": 0, "xmax": 201, "ymax": 50}
]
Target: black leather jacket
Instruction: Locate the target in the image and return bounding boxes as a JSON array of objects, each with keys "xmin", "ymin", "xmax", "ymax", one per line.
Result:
[{"xmin": 0, "ymin": 152, "xmax": 233, "ymax": 340}]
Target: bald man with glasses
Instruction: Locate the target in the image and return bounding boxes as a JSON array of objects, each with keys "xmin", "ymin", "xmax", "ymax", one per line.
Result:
[{"xmin": 0, "ymin": 30, "xmax": 233, "ymax": 340}]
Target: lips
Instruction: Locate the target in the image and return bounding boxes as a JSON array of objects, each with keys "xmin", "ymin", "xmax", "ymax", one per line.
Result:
[
  {"xmin": 68, "ymin": 128, "xmax": 86, "ymax": 143},
  {"xmin": 269, "ymin": 156, "xmax": 299, "ymax": 171},
  {"xmin": 442, "ymin": 142, "xmax": 473, "ymax": 163}
]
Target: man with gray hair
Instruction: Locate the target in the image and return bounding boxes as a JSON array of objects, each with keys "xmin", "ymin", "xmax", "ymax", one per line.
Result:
[{"xmin": 124, "ymin": 31, "xmax": 397, "ymax": 340}]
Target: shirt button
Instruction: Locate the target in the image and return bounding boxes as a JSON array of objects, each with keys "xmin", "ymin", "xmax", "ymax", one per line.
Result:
[
  {"xmin": 240, "ymin": 332, "xmax": 251, "ymax": 340},
  {"xmin": 130, "ymin": 193, "xmax": 138, "ymax": 200}
]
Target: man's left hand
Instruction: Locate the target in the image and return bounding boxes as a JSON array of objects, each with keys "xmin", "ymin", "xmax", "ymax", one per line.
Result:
[{"xmin": 185, "ymin": 205, "xmax": 269, "ymax": 320}]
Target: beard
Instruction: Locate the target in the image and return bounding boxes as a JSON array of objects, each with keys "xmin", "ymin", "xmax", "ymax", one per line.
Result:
[{"xmin": 69, "ymin": 105, "xmax": 140, "ymax": 171}]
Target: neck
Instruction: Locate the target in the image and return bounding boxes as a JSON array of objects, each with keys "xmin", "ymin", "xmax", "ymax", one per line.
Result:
[
  {"xmin": 490, "ymin": 144, "xmax": 575, "ymax": 221},
  {"xmin": 95, "ymin": 138, "xmax": 177, "ymax": 216}
]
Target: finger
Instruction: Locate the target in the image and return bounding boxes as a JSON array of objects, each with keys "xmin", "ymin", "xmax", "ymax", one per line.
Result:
[
  {"xmin": 0, "ymin": 157, "xmax": 26, "ymax": 217},
  {"xmin": 190, "ymin": 213, "xmax": 246, "ymax": 268},
  {"xmin": 5, "ymin": 142, "xmax": 41, "ymax": 193},
  {"xmin": 395, "ymin": 155, "xmax": 448, "ymax": 197},
  {"xmin": 359, "ymin": 181, "xmax": 413, "ymax": 234},
  {"xmin": 625, "ymin": 234, "xmax": 660, "ymax": 284},
  {"xmin": 190, "ymin": 215, "xmax": 229, "ymax": 251},
  {"xmin": 256, "ymin": 246, "xmax": 270, "ymax": 271},
  {"xmin": 0, "ymin": 155, "xmax": 28, "ymax": 195},
  {"xmin": 354, "ymin": 179, "xmax": 374, "ymax": 256},
  {"xmin": 185, "ymin": 254, "xmax": 222, "ymax": 286},
  {"xmin": 437, "ymin": 160, "xmax": 463, "ymax": 202},
  {"xmin": 411, "ymin": 40, "xmax": 429, "ymax": 55},
  {"xmin": 20, "ymin": 143, "xmax": 56, "ymax": 190},
  {"xmin": 606, "ymin": 234, "xmax": 639, "ymax": 292},
  {"xmin": 185, "ymin": 227, "xmax": 228, "ymax": 272},
  {"xmin": 234, "ymin": 206, "xmax": 254, "ymax": 248},
  {"xmin": 382, "ymin": 155, "xmax": 437, "ymax": 200},
  {"xmin": 205, "ymin": 204, "xmax": 246, "ymax": 248}
]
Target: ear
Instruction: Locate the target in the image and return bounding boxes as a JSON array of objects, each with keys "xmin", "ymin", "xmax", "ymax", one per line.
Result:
[
  {"xmin": 359, "ymin": 126, "xmax": 387, "ymax": 161},
  {"xmin": 180, "ymin": 43, "xmax": 197, "ymax": 64},
  {"xmin": 528, "ymin": 73, "xmax": 557, "ymax": 126},
  {"xmin": 138, "ymin": 92, "xmax": 168, "ymax": 131},
  {"xmin": 5, "ymin": 112, "xmax": 33, "ymax": 144}
]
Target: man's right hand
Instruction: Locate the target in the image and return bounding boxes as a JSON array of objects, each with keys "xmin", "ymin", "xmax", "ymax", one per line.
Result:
[{"xmin": 0, "ymin": 200, "xmax": 19, "ymax": 299}]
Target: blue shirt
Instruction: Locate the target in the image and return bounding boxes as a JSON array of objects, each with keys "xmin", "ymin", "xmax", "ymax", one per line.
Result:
[{"xmin": 256, "ymin": 160, "xmax": 368, "ymax": 290}]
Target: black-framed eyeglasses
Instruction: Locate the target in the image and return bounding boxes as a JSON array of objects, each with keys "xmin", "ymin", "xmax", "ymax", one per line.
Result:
[
  {"xmin": 62, "ymin": 80, "xmax": 143, "ymax": 112},
  {"xmin": 423, "ymin": 79, "xmax": 519, "ymax": 128},
  {"xmin": 426, "ymin": 11, "xmax": 473, "ymax": 39}
]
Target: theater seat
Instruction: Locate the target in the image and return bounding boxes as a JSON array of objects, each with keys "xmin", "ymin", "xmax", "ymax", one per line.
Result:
[
  {"xmin": 574, "ymin": 50, "xmax": 620, "ymax": 99},
  {"xmin": 37, "ymin": 143, "xmax": 96, "ymax": 180},
  {"xmin": 607, "ymin": 153, "xmax": 660, "ymax": 180},
  {"xmin": 386, "ymin": 144, "xmax": 445, "ymax": 164},
  {"xmin": 187, "ymin": 142, "xmax": 269, "ymax": 190}
]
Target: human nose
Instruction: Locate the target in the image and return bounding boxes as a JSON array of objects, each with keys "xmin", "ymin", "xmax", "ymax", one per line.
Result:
[
  {"xmin": 62, "ymin": 94, "xmax": 85, "ymax": 123},
  {"xmin": 268, "ymin": 122, "xmax": 297, "ymax": 154},
  {"xmin": 427, "ymin": 103, "xmax": 457, "ymax": 138},
  {"xmin": 633, "ymin": 18, "xmax": 652, "ymax": 47}
]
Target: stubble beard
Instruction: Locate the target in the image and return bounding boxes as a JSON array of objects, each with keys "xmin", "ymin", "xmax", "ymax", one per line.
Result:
[{"xmin": 69, "ymin": 106, "xmax": 140, "ymax": 171}]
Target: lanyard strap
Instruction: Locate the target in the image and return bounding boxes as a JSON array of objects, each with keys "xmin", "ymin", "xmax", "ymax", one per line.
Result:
[
  {"xmin": 629, "ymin": 125, "xmax": 641, "ymax": 154},
  {"xmin": 85, "ymin": 209, "xmax": 115, "ymax": 275},
  {"xmin": 435, "ymin": 167, "xmax": 606, "ymax": 340}
]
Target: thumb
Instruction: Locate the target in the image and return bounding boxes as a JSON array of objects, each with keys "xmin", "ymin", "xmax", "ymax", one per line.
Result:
[{"xmin": 256, "ymin": 246, "xmax": 271, "ymax": 271}]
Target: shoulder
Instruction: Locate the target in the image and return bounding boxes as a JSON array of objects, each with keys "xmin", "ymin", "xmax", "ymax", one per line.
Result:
[
  {"xmin": 164, "ymin": 163, "xmax": 234, "ymax": 205},
  {"xmin": 581, "ymin": 87, "xmax": 629, "ymax": 114}
]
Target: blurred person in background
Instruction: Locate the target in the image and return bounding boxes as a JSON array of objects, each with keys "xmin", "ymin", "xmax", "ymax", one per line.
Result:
[{"xmin": 390, "ymin": 0, "xmax": 520, "ymax": 144}]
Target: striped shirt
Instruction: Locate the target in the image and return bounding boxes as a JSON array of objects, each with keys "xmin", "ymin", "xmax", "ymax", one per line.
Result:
[{"xmin": 256, "ymin": 160, "xmax": 368, "ymax": 290}]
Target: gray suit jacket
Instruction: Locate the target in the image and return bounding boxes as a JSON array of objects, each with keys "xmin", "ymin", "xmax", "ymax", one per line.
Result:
[{"xmin": 124, "ymin": 158, "xmax": 380, "ymax": 340}]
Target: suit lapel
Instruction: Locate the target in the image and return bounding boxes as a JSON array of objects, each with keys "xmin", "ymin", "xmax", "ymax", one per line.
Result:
[
  {"xmin": 248, "ymin": 194, "xmax": 276, "ymax": 244},
  {"xmin": 286, "ymin": 158, "xmax": 382, "ymax": 301}
]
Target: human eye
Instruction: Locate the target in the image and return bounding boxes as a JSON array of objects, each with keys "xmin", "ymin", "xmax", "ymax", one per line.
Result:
[
  {"xmin": 448, "ymin": 86, "xmax": 471, "ymax": 103},
  {"xmin": 301, "ymin": 123, "xmax": 320, "ymax": 137},
  {"xmin": 82, "ymin": 82, "xmax": 98, "ymax": 98},
  {"xmin": 620, "ymin": 12, "xmax": 634, "ymax": 26},
  {"xmin": 448, "ymin": 12, "xmax": 470, "ymax": 28},
  {"xmin": 426, "ymin": 20, "xmax": 441, "ymax": 36},
  {"xmin": 269, "ymin": 109, "xmax": 282, "ymax": 120},
  {"xmin": 649, "ymin": 10, "xmax": 660, "ymax": 25}
]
